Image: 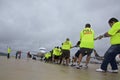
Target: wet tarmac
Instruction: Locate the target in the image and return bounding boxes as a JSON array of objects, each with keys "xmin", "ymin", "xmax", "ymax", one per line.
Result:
[{"xmin": 0, "ymin": 56, "xmax": 120, "ymax": 80}]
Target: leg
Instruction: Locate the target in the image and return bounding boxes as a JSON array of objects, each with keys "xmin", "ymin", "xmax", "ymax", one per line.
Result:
[
  {"xmin": 20, "ymin": 53, "xmax": 21, "ymax": 59},
  {"xmin": 110, "ymin": 59, "xmax": 118, "ymax": 70},
  {"xmin": 59, "ymin": 50, "xmax": 64, "ymax": 64},
  {"xmin": 77, "ymin": 53, "xmax": 83, "ymax": 65},
  {"xmin": 18, "ymin": 55, "xmax": 20, "ymax": 59},
  {"xmin": 66, "ymin": 58, "xmax": 69, "ymax": 65},
  {"xmin": 59, "ymin": 57, "xmax": 63, "ymax": 64},
  {"xmin": 74, "ymin": 50, "xmax": 80, "ymax": 65},
  {"xmin": 85, "ymin": 55, "xmax": 91, "ymax": 66},
  {"xmin": 109, "ymin": 45, "xmax": 120, "ymax": 70},
  {"xmin": 72, "ymin": 57, "xmax": 77, "ymax": 65},
  {"xmin": 65, "ymin": 50, "xmax": 70, "ymax": 65},
  {"xmin": 101, "ymin": 50, "xmax": 113, "ymax": 71},
  {"xmin": 7, "ymin": 53, "xmax": 10, "ymax": 59},
  {"xmin": 75, "ymin": 53, "xmax": 83, "ymax": 69},
  {"xmin": 76, "ymin": 48, "xmax": 85, "ymax": 66},
  {"xmin": 16, "ymin": 53, "xmax": 17, "ymax": 59},
  {"xmin": 85, "ymin": 49, "xmax": 93, "ymax": 66},
  {"xmin": 101, "ymin": 45, "xmax": 119, "ymax": 71}
]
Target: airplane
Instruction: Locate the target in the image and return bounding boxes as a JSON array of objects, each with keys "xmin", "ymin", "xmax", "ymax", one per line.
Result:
[{"xmin": 32, "ymin": 47, "xmax": 47, "ymax": 60}]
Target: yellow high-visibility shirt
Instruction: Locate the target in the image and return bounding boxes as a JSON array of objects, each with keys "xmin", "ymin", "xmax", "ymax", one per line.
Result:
[
  {"xmin": 7, "ymin": 48, "xmax": 11, "ymax": 54},
  {"xmin": 108, "ymin": 22, "xmax": 120, "ymax": 45},
  {"xmin": 80, "ymin": 28, "xmax": 95, "ymax": 49},
  {"xmin": 62, "ymin": 41, "xmax": 72, "ymax": 50},
  {"xmin": 53, "ymin": 48, "xmax": 61, "ymax": 56},
  {"xmin": 45, "ymin": 52, "xmax": 51, "ymax": 59}
]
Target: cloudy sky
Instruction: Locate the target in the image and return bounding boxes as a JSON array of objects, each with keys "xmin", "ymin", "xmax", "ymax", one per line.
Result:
[{"xmin": 0, "ymin": 0, "xmax": 120, "ymax": 55}]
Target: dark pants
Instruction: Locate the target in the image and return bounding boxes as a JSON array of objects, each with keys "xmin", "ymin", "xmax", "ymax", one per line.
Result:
[
  {"xmin": 16, "ymin": 53, "xmax": 21, "ymax": 59},
  {"xmin": 101, "ymin": 44, "xmax": 120, "ymax": 71},
  {"xmin": 7, "ymin": 53, "xmax": 10, "ymax": 59}
]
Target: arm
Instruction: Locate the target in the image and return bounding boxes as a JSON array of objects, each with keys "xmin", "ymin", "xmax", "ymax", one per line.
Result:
[{"xmin": 96, "ymin": 32, "xmax": 111, "ymax": 40}]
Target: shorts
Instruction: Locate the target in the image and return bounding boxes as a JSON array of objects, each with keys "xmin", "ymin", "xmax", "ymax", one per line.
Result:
[
  {"xmin": 54, "ymin": 55, "xmax": 60, "ymax": 59},
  {"xmin": 61, "ymin": 50, "xmax": 70, "ymax": 59},
  {"xmin": 75, "ymin": 50, "xmax": 81, "ymax": 58},
  {"xmin": 79, "ymin": 48, "xmax": 93, "ymax": 56}
]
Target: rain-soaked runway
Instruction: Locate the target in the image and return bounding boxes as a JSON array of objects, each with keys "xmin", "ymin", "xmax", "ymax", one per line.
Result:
[{"xmin": 0, "ymin": 56, "xmax": 119, "ymax": 80}]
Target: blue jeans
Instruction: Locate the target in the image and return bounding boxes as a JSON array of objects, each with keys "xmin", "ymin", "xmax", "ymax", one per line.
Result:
[{"xmin": 101, "ymin": 44, "xmax": 120, "ymax": 71}]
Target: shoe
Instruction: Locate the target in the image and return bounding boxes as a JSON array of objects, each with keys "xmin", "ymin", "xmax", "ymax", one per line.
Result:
[
  {"xmin": 96, "ymin": 68, "xmax": 105, "ymax": 72},
  {"xmin": 70, "ymin": 64, "xmax": 76, "ymax": 67},
  {"xmin": 71, "ymin": 63, "xmax": 77, "ymax": 67},
  {"xmin": 108, "ymin": 70, "xmax": 118, "ymax": 73},
  {"xmin": 83, "ymin": 65, "xmax": 88, "ymax": 69},
  {"xmin": 75, "ymin": 65, "xmax": 82, "ymax": 69}
]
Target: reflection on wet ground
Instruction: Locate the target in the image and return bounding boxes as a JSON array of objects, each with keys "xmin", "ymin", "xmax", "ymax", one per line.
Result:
[{"xmin": 0, "ymin": 56, "xmax": 119, "ymax": 80}]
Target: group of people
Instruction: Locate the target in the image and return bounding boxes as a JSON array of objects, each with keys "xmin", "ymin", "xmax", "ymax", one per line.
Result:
[
  {"xmin": 44, "ymin": 17, "xmax": 120, "ymax": 73},
  {"xmin": 44, "ymin": 23, "xmax": 95, "ymax": 68},
  {"xmin": 7, "ymin": 17, "xmax": 120, "ymax": 73},
  {"xmin": 44, "ymin": 38, "xmax": 72, "ymax": 65},
  {"xmin": 7, "ymin": 48, "xmax": 31, "ymax": 59},
  {"xmin": 7, "ymin": 48, "xmax": 22, "ymax": 59}
]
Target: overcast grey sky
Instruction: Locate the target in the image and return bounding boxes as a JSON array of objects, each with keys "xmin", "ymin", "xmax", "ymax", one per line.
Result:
[{"xmin": 0, "ymin": 0, "xmax": 120, "ymax": 55}]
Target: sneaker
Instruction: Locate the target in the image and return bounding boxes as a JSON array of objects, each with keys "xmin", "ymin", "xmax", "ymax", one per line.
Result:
[
  {"xmin": 70, "ymin": 64, "xmax": 75, "ymax": 66},
  {"xmin": 71, "ymin": 63, "xmax": 77, "ymax": 67},
  {"xmin": 108, "ymin": 70, "xmax": 118, "ymax": 73},
  {"xmin": 75, "ymin": 65, "xmax": 82, "ymax": 69},
  {"xmin": 96, "ymin": 68, "xmax": 105, "ymax": 72},
  {"xmin": 83, "ymin": 65, "xmax": 88, "ymax": 69}
]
